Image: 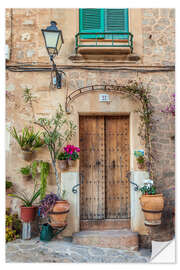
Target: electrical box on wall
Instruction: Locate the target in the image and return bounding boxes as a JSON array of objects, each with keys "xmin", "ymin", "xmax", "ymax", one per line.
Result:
[{"xmin": 5, "ymin": 44, "xmax": 10, "ymax": 60}]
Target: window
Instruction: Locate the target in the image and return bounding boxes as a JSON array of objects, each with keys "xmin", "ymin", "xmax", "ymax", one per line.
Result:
[{"xmin": 79, "ymin": 8, "xmax": 129, "ymax": 39}]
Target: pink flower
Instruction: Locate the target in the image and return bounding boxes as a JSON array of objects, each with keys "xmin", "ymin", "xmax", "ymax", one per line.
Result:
[{"xmin": 64, "ymin": 144, "xmax": 80, "ymax": 154}]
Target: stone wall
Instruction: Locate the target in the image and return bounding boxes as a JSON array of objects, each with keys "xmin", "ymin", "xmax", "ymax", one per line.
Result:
[
  {"xmin": 142, "ymin": 8, "xmax": 175, "ymax": 66},
  {"xmin": 6, "ymin": 8, "xmax": 175, "ymax": 242}
]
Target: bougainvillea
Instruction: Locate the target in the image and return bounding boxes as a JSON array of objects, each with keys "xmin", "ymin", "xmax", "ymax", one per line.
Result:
[{"xmin": 161, "ymin": 93, "xmax": 175, "ymax": 116}]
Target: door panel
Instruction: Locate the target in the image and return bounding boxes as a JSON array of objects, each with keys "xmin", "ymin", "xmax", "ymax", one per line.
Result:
[
  {"xmin": 105, "ymin": 116, "xmax": 130, "ymax": 219},
  {"xmin": 79, "ymin": 115, "xmax": 130, "ymax": 221},
  {"xmin": 79, "ymin": 116, "xmax": 105, "ymax": 220}
]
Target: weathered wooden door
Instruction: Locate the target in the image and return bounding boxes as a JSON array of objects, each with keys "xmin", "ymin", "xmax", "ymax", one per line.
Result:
[{"xmin": 79, "ymin": 115, "xmax": 130, "ymax": 225}]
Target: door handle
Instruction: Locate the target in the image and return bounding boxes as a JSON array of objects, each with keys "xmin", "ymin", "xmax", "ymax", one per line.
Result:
[
  {"xmin": 96, "ymin": 160, "xmax": 101, "ymax": 166},
  {"xmin": 126, "ymin": 171, "xmax": 139, "ymax": 191},
  {"xmin": 72, "ymin": 173, "xmax": 84, "ymax": 194},
  {"xmin": 112, "ymin": 160, "xmax": 115, "ymax": 168}
]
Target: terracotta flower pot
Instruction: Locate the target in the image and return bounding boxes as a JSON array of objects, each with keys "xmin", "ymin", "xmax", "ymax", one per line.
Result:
[
  {"xmin": 140, "ymin": 194, "xmax": 164, "ymax": 226},
  {"xmin": 137, "ymin": 163, "xmax": 145, "ymax": 170},
  {"xmin": 49, "ymin": 200, "xmax": 70, "ymax": 228},
  {"xmin": 21, "ymin": 150, "xmax": 34, "ymax": 161},
  {"xmin": 20, "ymin": 206, "xmax": 38, "ymax": 222},
  {"xmin": 68, "ymin": 159, "xmax": 76, "ymax": 167},
  {"xmin": 58, "ymin": 160, "xmax": 68, "ymax": 170}
]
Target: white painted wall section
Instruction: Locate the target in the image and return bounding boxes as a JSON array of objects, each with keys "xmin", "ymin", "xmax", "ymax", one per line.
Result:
[
  {"xmin": 61, "ymin": 172, "xmax": 80, "ymax": 236},
  {"xmin": 130, "ymin": 171, "xmax": 150, "ymax": 235}
]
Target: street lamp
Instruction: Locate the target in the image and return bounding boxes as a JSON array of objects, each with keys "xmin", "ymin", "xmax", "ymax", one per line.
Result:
[{"xmin": 41, "ymin": 21, "xmax": 64, "ymax": 88}]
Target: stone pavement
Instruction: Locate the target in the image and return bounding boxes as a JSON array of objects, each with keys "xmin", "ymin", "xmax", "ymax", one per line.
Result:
[{"xmin": 6, "ymin": 237, "xmax": 151, "ymax": 263}]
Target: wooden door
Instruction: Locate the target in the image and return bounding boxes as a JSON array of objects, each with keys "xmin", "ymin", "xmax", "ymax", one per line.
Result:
[{"xmin": 79, "ymin": 115, "xmax": 130, "ymax": 222}]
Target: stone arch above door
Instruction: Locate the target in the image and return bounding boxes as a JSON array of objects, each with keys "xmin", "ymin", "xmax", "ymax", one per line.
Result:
[{"xmin": 65, "ymin": 85, "xmax": 144, "ymax": 171}]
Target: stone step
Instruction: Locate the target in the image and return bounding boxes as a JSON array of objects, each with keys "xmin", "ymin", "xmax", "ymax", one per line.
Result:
[
  {"xmin": 80, "ymin": 219, "xmax": 130, "ymax": 231},
  {"xmin": 72, "ymin": 230, "xmax": 139, "ymax": 251}
]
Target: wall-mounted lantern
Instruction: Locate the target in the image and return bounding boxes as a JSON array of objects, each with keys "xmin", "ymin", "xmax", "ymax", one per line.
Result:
[{"xmin": 41, "ymin": 21, "xmax": 64, "ymax": 89}]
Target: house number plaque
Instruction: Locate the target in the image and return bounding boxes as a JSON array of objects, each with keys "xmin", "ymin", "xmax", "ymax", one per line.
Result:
[{"xmin": 99, "ymin": 94, "xmax": 110, "ymax": 102}]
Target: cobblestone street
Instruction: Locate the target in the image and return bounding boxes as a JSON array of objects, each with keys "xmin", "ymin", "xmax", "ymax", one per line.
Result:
[{"xmin": 6, "ymin": 237, "xmax": 151, "ymax": 263}]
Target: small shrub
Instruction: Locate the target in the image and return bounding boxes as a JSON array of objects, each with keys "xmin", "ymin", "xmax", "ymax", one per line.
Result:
[{"xmin": 6, "ymin": 210, "xmax": 21, "ymax": 242}]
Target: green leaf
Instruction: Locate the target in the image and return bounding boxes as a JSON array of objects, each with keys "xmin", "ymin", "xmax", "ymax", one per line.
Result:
[
  {"xmin": 8, "ymin": 194, "xmax": 29, "ymax": 205},
  {"xmin": 30, "ymin": 188, "xmax": 41, "ymax": 205}
]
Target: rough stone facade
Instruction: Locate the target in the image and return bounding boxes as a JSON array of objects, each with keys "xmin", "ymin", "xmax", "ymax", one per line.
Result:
[
  {"xmin": 143, "ymin": 8, "xmax": 175, "ymax": 66},
  {"xmin": 6, "ymin": 8, "xmax": 175, "ymax": 243}
]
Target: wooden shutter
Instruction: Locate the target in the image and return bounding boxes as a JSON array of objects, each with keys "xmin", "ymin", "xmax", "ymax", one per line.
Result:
[
  {"xmin": 105, "ymin": 9, "xmax": 129, "ymax": 39},
  {"xmin": 79, "ymin": 9, "xmax": 104, "ymax": 39}
]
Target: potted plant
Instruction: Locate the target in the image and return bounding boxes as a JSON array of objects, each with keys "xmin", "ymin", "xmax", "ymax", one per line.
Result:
[
  {"xmin": 20, "ymin": 166, "xmax": 32, "ymax": 181},
  {"xmin": 134, "ymin": 150, "xmax": 145, "ymax": 170},
  {"xmin": 39, "ymin": 192, "xmax": 69, "ymax": 227},
  {"xmin": 9, "ymin": 126, "xmax": 44, "ymax": 161},
  {"xmin": 139, "ymin": 179, "xmax": 164, "ymax": 226},
  {"xmin": 6, "ymin": 180, "xmax": 13, "ymax": 194},
  {"xmin": 35, "ymin": 104, "xmax": 76, "ymax": 227},
  {"xmin": 57, "ymin": 152, "xmax": 68, "ymax": 170},
  {"xmin": 64, "ymin": 144, "xmax": 80, "ymax": 167},
  {"xmin": 8, "ymin": 178, "xmax": 41, "ymax": 223},
  {"xmin": 20, "ymin": 160, "xmax": 50, "ymax": 200}
]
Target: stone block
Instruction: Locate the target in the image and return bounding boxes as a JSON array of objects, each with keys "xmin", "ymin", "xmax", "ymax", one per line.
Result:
[
  {"xmin": 153, "ymin": 24, "xmax": 166, "ymax": 31},
  {"xmin": 158, "ymin": 18, "xmax": 170, "ymax": 26},
  {"xmin": 159, "ymin": 8, "xmax": 169, "ymax": 17},
  {"xmin": 142, "ymin": 19, "xmax": 155, "ymax": 25},
  {"xmin": 6, "ymin": 84, "xmax": 15, "ymax": 92},
  {"xmin": 22, "ymin": 20, "xmax": 34, "ymax": 25},
  {"xmin": 21, "ymin": 32, "xmax": 31, "ymax": 41},
  {"xmin": 169, "ymin": 9, "xmax": 175, "ymax": 18},
  {"xmin": 144, "ymin": 39, "xmax": 155, "ymax": 48},
  {"xmin": 26, "ymin": 49, "xmax": 35, "ymax": 57}
]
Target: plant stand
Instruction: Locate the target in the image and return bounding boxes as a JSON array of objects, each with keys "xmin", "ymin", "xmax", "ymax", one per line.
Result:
[
  {"xmin": 22, "ymin": 222, "xmax": 31, "ymax": 240},
  {"xmin": 38, "ymin": 215, "xmax": 67, "ymax": 241}
]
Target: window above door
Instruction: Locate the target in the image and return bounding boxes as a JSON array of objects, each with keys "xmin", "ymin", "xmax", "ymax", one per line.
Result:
[
  {"xmin": 79, "ymin": 9, "xmax": 129, "ymax": 39},
  {"xmin": 76, "ymin": 8, "xmax": 133, "ymax": 55}
]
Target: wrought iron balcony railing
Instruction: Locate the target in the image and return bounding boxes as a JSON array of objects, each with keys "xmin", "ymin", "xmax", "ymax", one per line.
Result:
[{"xmin": 75, "ymin": 32, "xmax": 133, "ymax": 54}]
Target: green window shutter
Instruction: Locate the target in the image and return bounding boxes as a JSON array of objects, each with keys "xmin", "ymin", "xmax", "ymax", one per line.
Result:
[
  {"xmin": 104, "ymin": 9, "xmax": 129, "ymax": 39},
  {"xmin": 79, "ymin": 9, "xmax": 104, "ymax": 39}
]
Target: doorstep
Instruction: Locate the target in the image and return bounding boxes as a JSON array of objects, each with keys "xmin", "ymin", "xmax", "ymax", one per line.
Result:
[{"xmin": 72, "ymin": 229, "xmax": 139, "ymax": 251}]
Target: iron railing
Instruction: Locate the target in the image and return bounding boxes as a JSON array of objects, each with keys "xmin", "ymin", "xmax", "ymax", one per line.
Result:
[{"xmin": 75, "ymin": 32, "xmax": 133, "ymax": 54}]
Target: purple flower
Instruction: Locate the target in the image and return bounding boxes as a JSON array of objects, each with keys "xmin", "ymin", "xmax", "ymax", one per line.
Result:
[
  {"xmin": 161, "ymin": 93, "xmax": 175, "ymax": 116},
  {"xmin": 39, "ymin": 193, "xmax": 59, "ymax": 217}
]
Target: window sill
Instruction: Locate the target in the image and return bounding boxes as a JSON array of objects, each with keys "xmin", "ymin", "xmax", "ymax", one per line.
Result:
[
  {"xmin": 69, "ymin": 52, "xmax": 140, "ymax": 63},
  {"xmin": 77, "ymin": 46, "xmax": 131, "ymax": 55}
]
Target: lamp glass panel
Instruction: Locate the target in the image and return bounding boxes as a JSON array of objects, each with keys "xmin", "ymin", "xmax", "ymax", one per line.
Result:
[
  {"xmin": 56, "ymin": 36, "xmax": 62, "ymax": 52},
  {"xmin": 44, "ymin": 31, "xmax": 59, "ymax": 48}
]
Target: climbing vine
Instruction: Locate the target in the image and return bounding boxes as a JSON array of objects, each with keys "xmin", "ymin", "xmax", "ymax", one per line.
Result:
[
  {"xmin": 109, "ymin": 80, "xmax": 154, "ymax": 176},
  {"xmin": 23, "ymin": 83, "xmax": 154, "ymax": 177}
]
